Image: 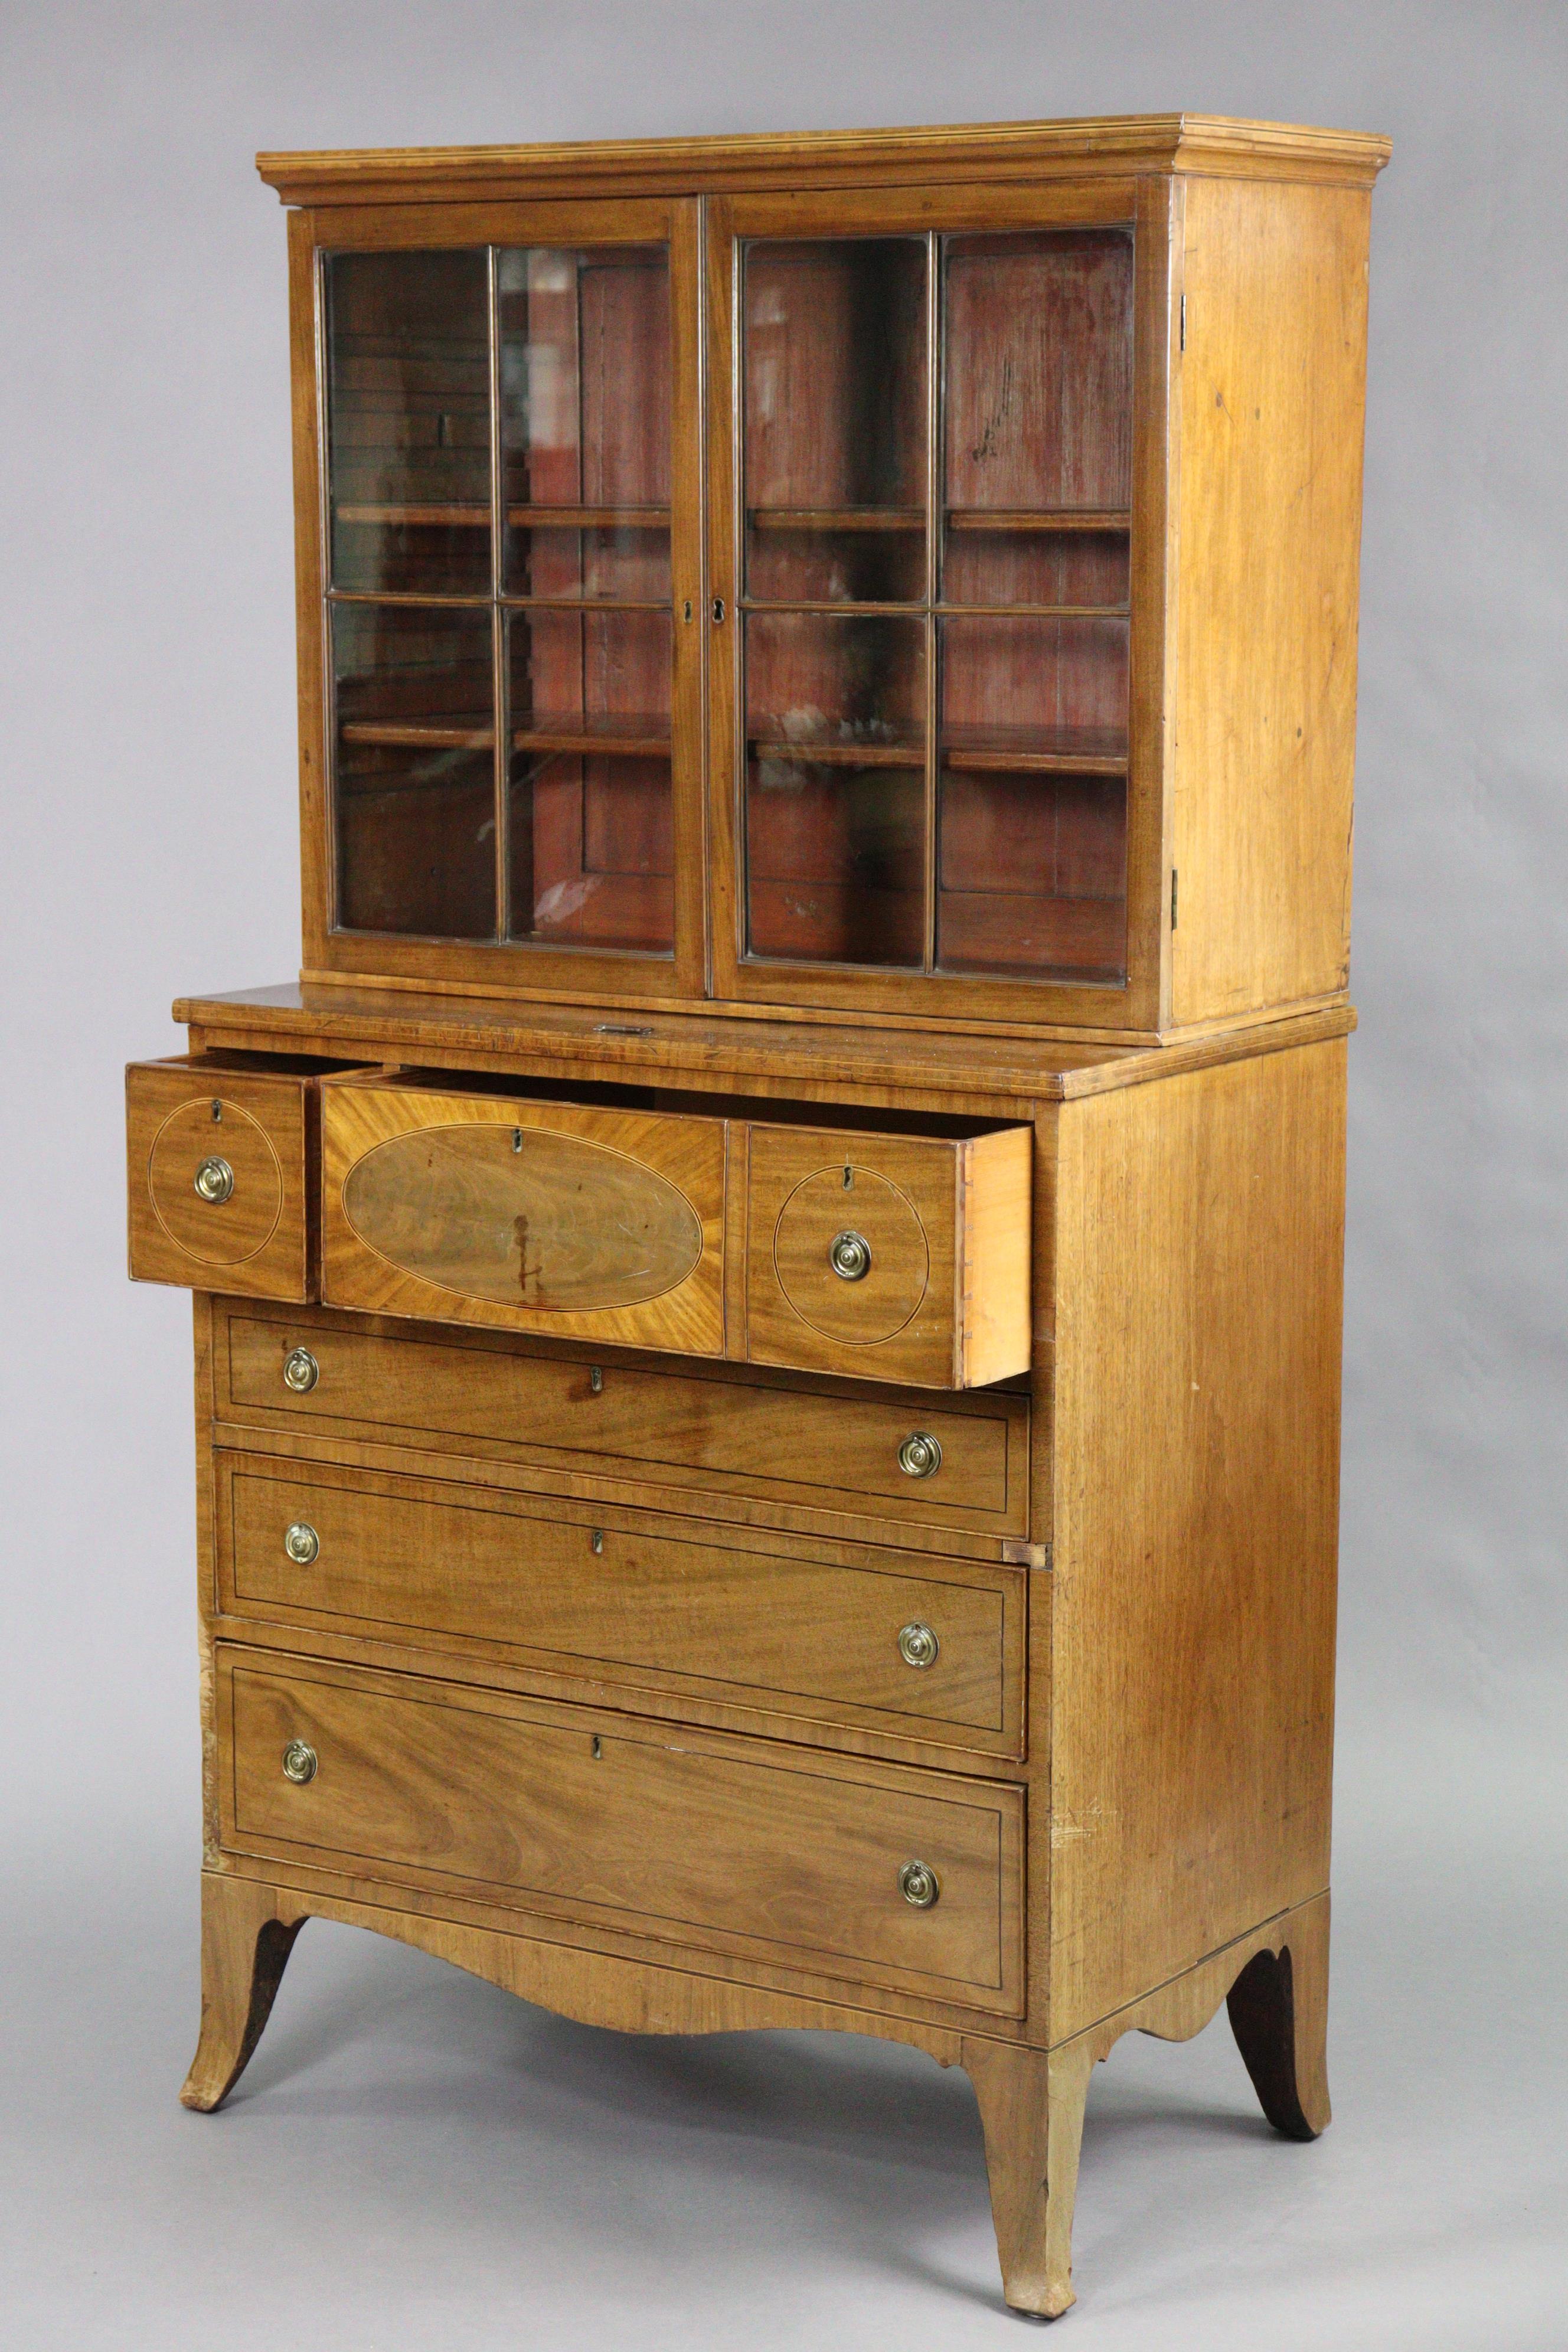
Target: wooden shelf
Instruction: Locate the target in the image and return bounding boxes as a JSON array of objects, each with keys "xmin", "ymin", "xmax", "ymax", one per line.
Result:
[
  {"xmin": 942, "ymin": 725, "xmax": 1128, "ymax": 775},
  {"xmin": 946, "ymin": 508, "xmax": 1131, "ymax": 533},
  {"xmin": 341, "ymin": 720, "xmax": 494, "ymax": 749},
  {"xmin": 749, "ymin": 508, "xmax": 925, "ymax": 533},
  {"xmin": 748, "ymin": 727, "xmax": 1128, "ymax": 774},
  {"xmin": 509, "ymin": 506, "xmax": 670, "ymax": 530},
  {"xmin": 749, "ymin": 736, "xmax": 925, "ymax": 769},
  {"xmin": 514, "ymin": 714, "xmax": 671, "ymax": 758},
  {"xmin": 344, "ymin": 721, "xmax": 1125, "ymax": 772},
  {"xmin": 335, "ymin": 504, "xmax": 671, "ymax": 530},
  {"xmin": 337, "ymin": 504, "xmax": 489, "ymax": 529}
]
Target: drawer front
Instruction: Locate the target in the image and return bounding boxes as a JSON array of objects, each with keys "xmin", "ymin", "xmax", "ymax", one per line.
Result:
[
  {"xmin": 221, "ymin": 1308, "xmax": 1028, "ymax": 1540},
  {"xmin": 746, "ymin": 1123, "xmax": 1032, "ymax": 1388},
  {"xmin": 127, "ymin": 1056, "xmax": 323, "ymax": 1301},
  {"xmin": 321, "ymin": 1081, "xmax": 726, "ymax": 1356},
  {"xmin": 220, "ymin": 1647, "xmax": 1024, "ymax": 2011},
  {"xmin": 218, "ymin": 1455, "xmax": 1024, "ymax": 1752}
]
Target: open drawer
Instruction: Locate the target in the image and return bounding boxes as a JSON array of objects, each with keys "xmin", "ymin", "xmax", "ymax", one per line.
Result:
[
  {"xmin": 318, "ymin": 1071, "xmax": 1031, "ymax": 1386},
  {"xmin": 126, "ymin": 1052, "xmax": 373, "ymax": 1302}
]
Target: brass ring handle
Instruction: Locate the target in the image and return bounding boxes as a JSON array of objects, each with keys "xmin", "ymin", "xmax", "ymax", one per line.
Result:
[
  {"xmin": 897, "ymin": 1621, "xmax": 939, "ymax": 1670},
  {"xmin": 829, "ymin": 1229, "xmax": 871, "ymax": 1282},
  {"xmin": 192, "ymin": 1155, "xmax": 234, "ymax": 1204},
  {"xmin": 281, "ymin": 1740, "xmax": 317, "ymax": 1785},
  {"xmin": 897, "ymin": 1432, "xmax": 942, "ymax": 1479},
  {"xmin": 284, "ymin": 1521, "xmax": 319, "ymax": 1566},
  {"xmin": 899, "ymin": 1860, "xmax": 940, "ymax": 1909},
  {"xmin": 282, "ymin": 1347, "xmax": 319, "ymax": 1393}
]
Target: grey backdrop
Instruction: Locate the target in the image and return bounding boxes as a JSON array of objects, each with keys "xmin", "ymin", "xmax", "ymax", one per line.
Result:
[{"xmin": 2, "ymin": 5, "xmax": 1564, "ymax": 2346}]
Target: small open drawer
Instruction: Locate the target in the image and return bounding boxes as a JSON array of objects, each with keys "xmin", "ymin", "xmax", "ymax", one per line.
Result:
[
  {"xmin": 745, "ymin": 1121, "xmax": 1033, "ymax": 1388},
  {"xmin": 126, "ymin": 1053, "xmax": 374, "ymax": 1302},
  {"xmin": 318, "ymin": 1070, "xmax": 1031, "ymax": 1387}
]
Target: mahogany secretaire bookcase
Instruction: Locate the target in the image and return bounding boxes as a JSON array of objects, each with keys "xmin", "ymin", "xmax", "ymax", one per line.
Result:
[{"xmin": 125, "ymin": 115, "xmax": 1388, "ymax": 2317}]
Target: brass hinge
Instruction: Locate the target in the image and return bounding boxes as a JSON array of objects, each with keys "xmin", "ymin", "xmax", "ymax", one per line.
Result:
[
  {"xmin": 1002, "ymin": 1539, "xmax": 1052, "ymax": 1570},
  {"xmin": 1180, "ymin": 292, "xmax": 1186, "ymax": 352},
  {"xmin": 1171, "ymin": 868, "xmax": 1178, "ymax": 930}
]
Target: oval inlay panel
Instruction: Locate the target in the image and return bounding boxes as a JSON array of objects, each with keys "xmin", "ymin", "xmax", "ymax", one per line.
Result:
[
  {"xmin": 341, "ymin": 1122, "xmax": 703, "ymax": 1312},
  {"xmin": 773, "ymin": 1166, "xmax": 929, "ymax": 1344},
  {"xmin": 149, "ymin": 1097, "xmax": 283, "ymax": 1267}
]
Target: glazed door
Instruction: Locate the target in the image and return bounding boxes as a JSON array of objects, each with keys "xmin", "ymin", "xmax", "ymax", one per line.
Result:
[
  {"xmin": 294, "ymin": 196, "xmax": 705, "ymax": 999},
  {"xmin": 707, "ymin": 181, "xmax": 1172, "ymax": 1033}
]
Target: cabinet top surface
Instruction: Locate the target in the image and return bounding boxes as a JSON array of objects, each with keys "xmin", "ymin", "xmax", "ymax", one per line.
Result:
[
  {"xmin": 257, "ymin": 113, "xmax": 1391, "ymax": 205},
  {"xmin": 175, "ymin": 982, "xmax": 1355, "ymax": 1107}
]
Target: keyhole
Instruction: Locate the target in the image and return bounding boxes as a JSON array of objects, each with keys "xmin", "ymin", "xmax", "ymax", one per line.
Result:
[
  {"xmin": 590, "ymin": 1529, "xmax": 604, "ymax": 1554},
  {"xmin": 511, "ymin": 1128, "xmax": 522, "ymax": 1152},
  {"xmin": 591, "ymin": 1735, "xmax": 602, "ymax": 1760},
  {"xmin": 211, "ymin": 1100, "xmax": 223, "ymax": 1123},
  {"xmin": 842, "ymin": 1165, "xmax": 854, "ymax": 1190}
]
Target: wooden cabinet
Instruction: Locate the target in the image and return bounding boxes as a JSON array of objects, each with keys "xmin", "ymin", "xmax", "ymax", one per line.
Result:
[
  {"xmin": 267, "ymin": 120, "xmax": 1384, "ymax": 1044},
  {"xmin": 130, "ymin": 112, "xmax": 1384, "ymax": 2321}
]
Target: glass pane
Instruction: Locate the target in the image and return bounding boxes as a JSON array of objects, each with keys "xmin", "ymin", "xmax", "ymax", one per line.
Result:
[
  {"xmin": 325, "ymin": 250, "xmax": 491, "ymax": 596},
  {"xmin": 333, "ymin": 603, "xmax": 495, "ymax": 939},
  {"xmin": 744, "ymin": 239, "xmax": 927, "ymax": 602},
  {"xmin": 942, "ymin": 230, "xmax": 1133, "ymax": 607},
  {"xmin": 744, "ymin": 612, "xmax": 925, "ymax": 966},
  {"xmin": 937, "ymin": 613, "xmax": 1127, "ymax": 980},
  {"xmin": 499, "ymin": 246, "xmax": 671, "ymax": 598},
  {"xmin": 508, "ymin": 609, "xmax": 673, "ymax": 951}
]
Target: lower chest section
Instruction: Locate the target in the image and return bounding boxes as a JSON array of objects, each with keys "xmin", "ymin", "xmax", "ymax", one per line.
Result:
[{"xmin": 204, "ymin": 1297, "xmax": 1038, "ymax": 2030}]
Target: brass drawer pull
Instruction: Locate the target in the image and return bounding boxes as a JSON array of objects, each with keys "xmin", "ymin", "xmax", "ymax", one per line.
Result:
[
  {"xmin": 284, "ymin": 1521, "xmax": 319, "ymax": 1566},
  {"xmin": 192, "ymin": 1155, "xmax": 234, "ymax": 1204},
  {"xmin": 282, "ymin": 1347, "xmax": 319, "ymax": 1393},
  {"xmin": 897, "ymin": 1621, "xmax": 939, "ymax": 1670},
  {"xmin": 899, "ymin": 1860, "xmax": 940, "ymax": 1909},
  {"xmin": 280, "ymin": 1740, "xmax": 317, "ymax": 1785},
  {"xmin": 897, "ymin": 1431, "xmax": 942, "ymax": 1479},
  {"xmin": 828, "ymin": 1229, "xmax": 871, "ymax": 1282}
]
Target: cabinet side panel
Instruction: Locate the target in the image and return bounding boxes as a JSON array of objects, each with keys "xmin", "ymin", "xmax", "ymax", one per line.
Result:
[
  {"xmin": 1171, "ymin": 178, "xmax": 1371, "ymax": 1024},
  {"xmin": 1049, "ymin": 1040, "xmax": 1344, "ymax": 2040}
]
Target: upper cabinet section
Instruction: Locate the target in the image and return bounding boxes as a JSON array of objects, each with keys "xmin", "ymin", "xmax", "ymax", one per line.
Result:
[{"xmin": 266, "ymin": 118, "xmax": 1388, "ymax": 1038}]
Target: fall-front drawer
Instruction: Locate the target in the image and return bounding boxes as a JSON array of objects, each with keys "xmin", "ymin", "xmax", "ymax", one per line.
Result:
[
  {"xmin": 320, "ymin": 1076, "xmax": 727, "ymax": 1355},
  {"xmin": 217, "ymin": 1454, "xmax": 1024, "ymax": 1753},
  {"xmin": 218, "ymin": 1648, "xmax": 1024, "ymax": 2012},
  {"xmin": 218, "ymin": 1304, "xmax": 1029, "ymax": 1541}
]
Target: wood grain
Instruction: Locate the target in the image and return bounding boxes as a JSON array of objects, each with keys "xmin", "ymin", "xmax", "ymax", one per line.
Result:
[
  {"xmin": 963, "ymin": 1893, "xmax": 1329, "ymax": 2316},
  {"xmin": 218, "ymin": 1645, "xmax": 1025, "ymax": 2013},
  {"xmin": 215, "ymin": 1449, "xmax": 1024, "ymax": 1751},
  {"xmin": 127, "ymin": 1055, "xmax": 338, "ymax": 1302},
  {"xmin": 958, "ymin": 1128, "xmax": 1034, "ymax": 1387},
  {"xmin": 321, "ymin": 1077, "xmax": 727, "ymax": 1353},
  {"xmin": 1168, "ymin": 177, "xmax": 1373, "ymax": 1025},
  {"xmin": 1047, "ymin": 1041, "xmax": 1344, "ymax": 2038},
  {"xmin": 746, "ymin": 1120, "xmax": 1031, "ymax": 1387},
  {"xmin": 179, "ymin": 1873, "xmax": 305, "ymax": 2112},
  {"xmin": 181, "ymin": 974, "xmax": 1360, "ymax": 1077},
  {"xmin": 257, "ymin": 117, "xmax": 1391, "ymax": 208},
  {"xmin": 218, "ymin": 1302, "xmax": 1030, "ymax": 1537}
]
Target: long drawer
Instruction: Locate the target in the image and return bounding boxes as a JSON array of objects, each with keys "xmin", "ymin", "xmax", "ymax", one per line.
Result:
[
  {"xmin": 216, "ymin": 1303, "xmax": 1029, "ymax": 1544},
  {"xmin": 216, "ymin": 1453, "xmax": 1025, "ymax": 1755},
  {"xmin": 217, "ymin": 1646, "xmax": 1025, "ymax": 2013}
]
